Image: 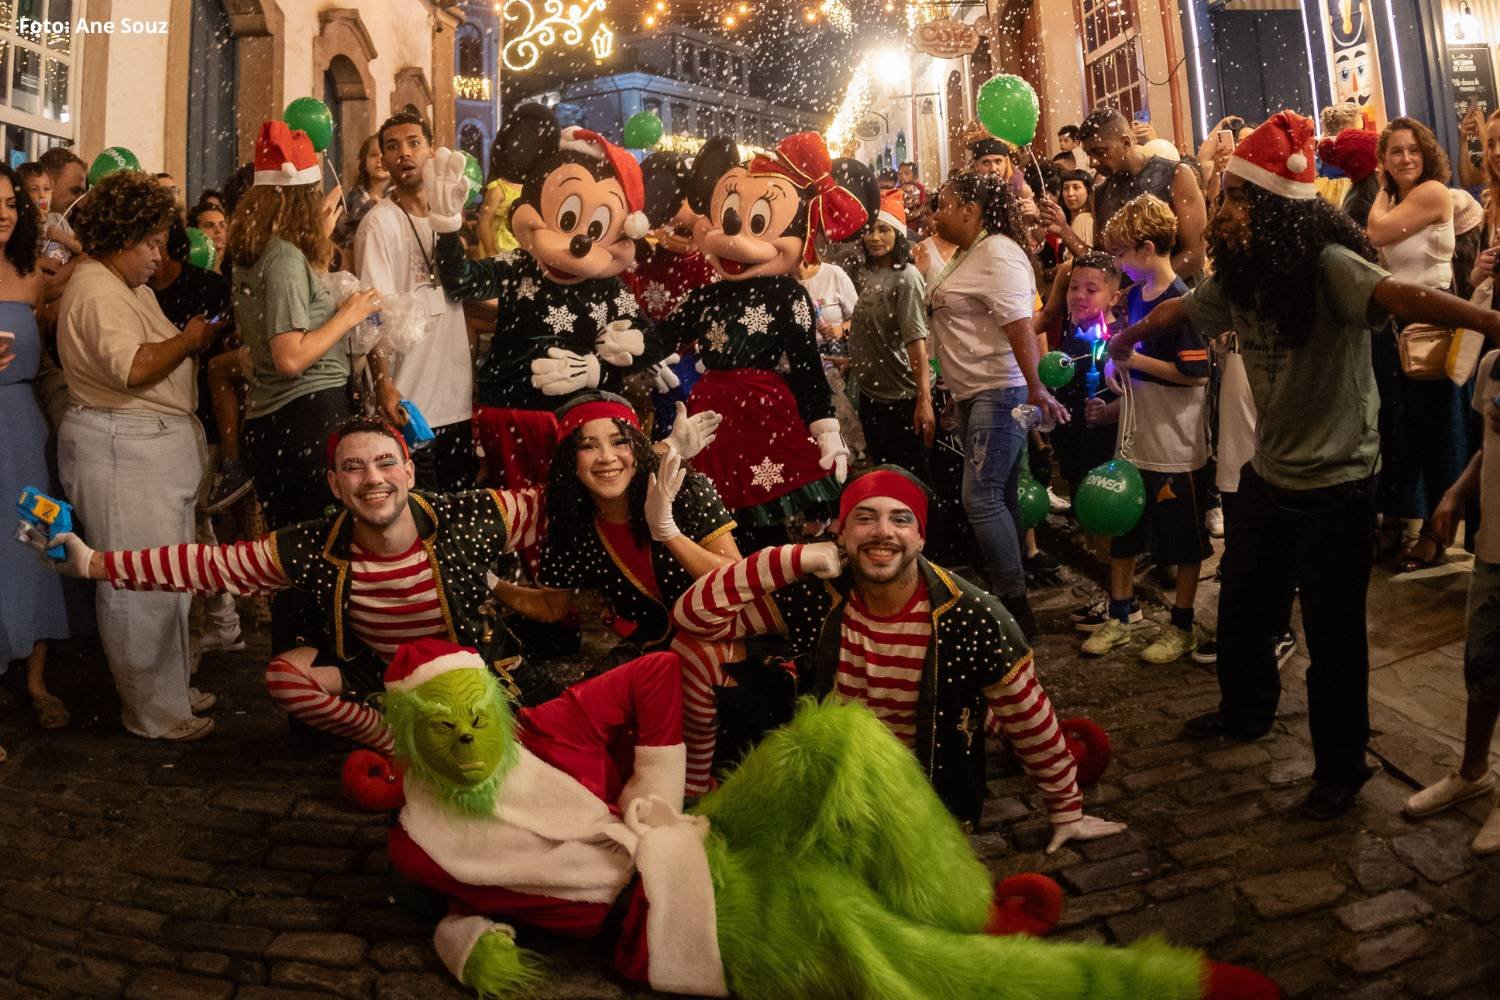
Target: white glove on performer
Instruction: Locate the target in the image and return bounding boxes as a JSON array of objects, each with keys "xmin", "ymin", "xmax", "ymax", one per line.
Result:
[
  {"xmin": 595, "ymin": 320, "xmax": 645, "ymax": 366},
  {"xmin": 648, "ymin": 354, "xmax": 682, "ymax": 393},
  {"xmin": 17, "ymin": 523, "xmax": 96, "ymax": 579},
  {"xmin": 809, "ymin": 417, "xmax": 849, "ymax": 483},
  {"xmin": 800, "ymin": 541, "xmax": 845, "ymax": 580},
  {"xmin": 530, "ymin": 348, "xmax": 602, "ymax": 396},
  {"xmin": 1046, "ymin": 814, "xmax": 1129, "ymax": 855},
  {"xmin": 665, "ymin": 402, "xmax": 722, "ymax": 460},
  {"xmin": 422, "ymin": 147, "xmax": 470, "ymax": 235},
  {"xmin": 645, "ymin": 446, "xmax": 687, "ymax": 543}
]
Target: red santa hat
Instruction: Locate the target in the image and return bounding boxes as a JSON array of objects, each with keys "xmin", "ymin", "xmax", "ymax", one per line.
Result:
[
  {"xmin": 1224, "ymin": 110, "xmax": 1317, "ymax": 200},
  {"xmin": 875, "ymin": 188, "xmax": 907, "ymax": 233},
  {"xmin": 559, "ymin": 126, "xmax": 650, "ymax": 240},
  {"xmin": 384, "ymin": 638, "xmax": 486, "ymax": 693},
  {"xmin": 1317, "ymin": 127, "xmax": 1378, "ymax": 183},
  {"xmin": 253, "ymin": 120, "xmax": 321, "ymax": 187}
]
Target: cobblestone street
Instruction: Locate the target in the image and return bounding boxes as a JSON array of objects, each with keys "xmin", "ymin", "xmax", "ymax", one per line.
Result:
[{"xmin": 3, "ymin": 544, "xmax": 1499, "ymax": 999}]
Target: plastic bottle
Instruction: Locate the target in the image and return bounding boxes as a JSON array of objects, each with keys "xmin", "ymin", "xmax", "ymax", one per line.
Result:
[{"xmin": 1012, "ymin": 403, "xmax": 1056, "ymax": 433}]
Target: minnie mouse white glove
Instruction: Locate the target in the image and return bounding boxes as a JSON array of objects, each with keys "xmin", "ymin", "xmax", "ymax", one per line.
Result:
[
  {"xmin": 595, "ymin": 320, "xmax": 645, "ymax": 366},
  {"xmin": 665, "ymin": 402, "xmax": 722, "ymax": 459},
  {"xmin": 809, "ymin": 418, "xmax": 849, "ymax": 483},
  {"xmin": 531, "ymin": 348, "xmax": 601, "ymax": 395},
  {"xmin": 648, "ymin": 354, "xmax": 682, "ymax": 393},
  {"xmin": 422, "ymin": 147, "xmax": 471, "ymax": 235}
]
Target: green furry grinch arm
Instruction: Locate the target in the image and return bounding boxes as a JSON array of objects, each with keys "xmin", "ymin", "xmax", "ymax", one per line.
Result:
[{"xmin": 462, "ymin": 930, "xmax": 546, "ymax": 999}]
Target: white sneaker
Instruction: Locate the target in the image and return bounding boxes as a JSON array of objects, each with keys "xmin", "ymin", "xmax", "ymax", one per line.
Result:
[
  {"xmin": 1473, "ymin": 801, "xmax": 1500, "ymax": 856},
  {"xmin": 198, "ymin": 624, "xmax": 245, "ymax": 653},
  {"xmin": 189, "ymin": 688, "xmax": 217, "ymax": 713},
  {"xmin": 159, "ymin": 716, "xmax": 215, "ymax": 742},
  {"xmin": 1403, "ymin": 771, "xmax": 1495, "ymax": 817},
  {"xmin": 1205, "ymin": 506, "xmax": 1225, "ymax": 538},
  {"xmin": 1047, "ymin": 487, "xmax": 1071, "ymax": 514}
]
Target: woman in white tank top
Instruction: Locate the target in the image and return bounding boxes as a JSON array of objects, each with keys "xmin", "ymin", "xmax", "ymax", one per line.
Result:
[{"xmin": 1366, "ymin": 117, "xmax": 1470, "ymax": 570}]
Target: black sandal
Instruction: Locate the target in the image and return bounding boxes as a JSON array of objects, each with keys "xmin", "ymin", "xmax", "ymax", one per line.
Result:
[{"xmin": 1398, "ymin": 530, "xmax": 1445, "ymax": 573}]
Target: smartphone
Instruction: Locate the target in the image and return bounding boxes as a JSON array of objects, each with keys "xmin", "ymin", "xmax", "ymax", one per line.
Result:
[
  {"xmin": 1133, "ymin": 110, "xmax": 1150, "ymax": 123},
  {"xmin": 1216, "ymin": 129, "xmax": 1235, "ymax": 152}
]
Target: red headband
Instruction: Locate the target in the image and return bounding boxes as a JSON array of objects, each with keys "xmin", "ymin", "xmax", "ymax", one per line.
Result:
[
  {"xmin": 326, "ymin": 424, "xmax": 410, "ymax": 469},
  {"xmin": 838, "ymin": 470, "xmax": 929, "ymax": 538},
  {"xmin": 556, "ymin": 400, "xmax": 640, "ymax": 443}
]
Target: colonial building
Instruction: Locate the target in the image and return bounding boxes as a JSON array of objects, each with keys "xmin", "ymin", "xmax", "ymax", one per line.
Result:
[{"xmin": 0, "ymin": 0, "xmax": 459, "ymax": 204}]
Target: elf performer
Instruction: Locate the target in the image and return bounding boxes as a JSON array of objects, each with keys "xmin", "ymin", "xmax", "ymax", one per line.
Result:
[
  {"xmin": 653, "ymin": 132, "xmax": 872, "ymax": 532},
  {"xmin": 424, "ymin": 104, "xmax": 678, "ymax": 494},
  {"xmin": 345, "ymin": 636, "xmax": 1280, "ymax": 999},
  {"xmin": 671, "ymin": 465, "xmax": 1123, "ymax": 849}
]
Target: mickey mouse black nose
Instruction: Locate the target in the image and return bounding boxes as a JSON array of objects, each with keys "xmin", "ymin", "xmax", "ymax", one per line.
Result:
[
  {"xmin": 721, "ymin": 208, "xmax": 742, "ymax": 236},
  {"xmin": 569, "ymin": 234, "xmax": 593, "ymax": 259}
]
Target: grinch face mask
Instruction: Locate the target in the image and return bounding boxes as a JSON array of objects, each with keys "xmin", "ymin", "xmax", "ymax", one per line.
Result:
[{"xmin": 409, "ymin": 669, "xmax": 510, "ymax": 789}]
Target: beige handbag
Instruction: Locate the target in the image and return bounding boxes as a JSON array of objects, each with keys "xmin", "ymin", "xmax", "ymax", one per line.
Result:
[{"xmin": 1397, "ymin": 323, "xmax": 1454, "ymax": 380}]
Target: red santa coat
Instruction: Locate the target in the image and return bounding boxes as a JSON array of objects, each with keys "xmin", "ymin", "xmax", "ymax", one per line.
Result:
[{"xmin": 386, "ymin": 652, "xmax": 727, "ymax": 996}]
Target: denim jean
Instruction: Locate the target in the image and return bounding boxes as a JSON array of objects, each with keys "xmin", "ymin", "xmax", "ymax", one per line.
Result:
[
  {"xmin": 956, "ymin": 386, "xmax": 1028, "ymax": 599},
  {"xmin": 59, "ymin": 406, "xmax": 206, "ymax": 738}
]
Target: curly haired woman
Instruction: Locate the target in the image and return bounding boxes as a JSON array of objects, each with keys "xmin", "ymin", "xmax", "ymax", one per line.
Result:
[{"xmin": 55, "ymin": 169, "xmax": 220, "ymax": 741}]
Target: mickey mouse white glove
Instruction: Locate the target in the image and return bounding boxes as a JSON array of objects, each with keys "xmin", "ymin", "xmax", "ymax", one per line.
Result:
[
  {"xmin": 422, "ymin": 147, "xmax": 471, "ymax": 235},
  {"xmin": 531, "ymin": 347, "xmax": 601, "ymax": 396},
  {"xmin": 665, "ymin": 402, "xmax": 722, "ymax": 459},
  {"xmin": 17, "ymin": 523, "xmax": 95, "ymax": 579},
  {"xmin": 595, "ymin": 320, "xmax": 645, "ymax": 367},
  {"xmin": 809, "ymin": 418, "xmax": 849, "ymax": 483},
  {"xmin": 648, "ymin": 354, "xmax": 682, "ymax": 393}
]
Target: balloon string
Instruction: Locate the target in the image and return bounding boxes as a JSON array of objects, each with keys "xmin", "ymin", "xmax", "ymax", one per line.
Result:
[{"xmin": 325, "ymin": 155, "xmax": 349, "ymax": 218}]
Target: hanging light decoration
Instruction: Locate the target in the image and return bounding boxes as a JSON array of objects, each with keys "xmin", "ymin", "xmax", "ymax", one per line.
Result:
[
  {"xmin": 820, "ymin": 0, "xmax": 853, "ymax": 34},
  {"xmin": 502, "ymin": 0, "xmax": 612, "ymax": 72},
  {"xmin": 826, "ymin": 56, "xmax": 873, "ymax": 153}
]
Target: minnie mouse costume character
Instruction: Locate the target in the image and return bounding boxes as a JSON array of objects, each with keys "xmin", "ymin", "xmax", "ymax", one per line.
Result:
[
  {"xmin": 425, "ymin": 104, "xmax": 678, "ymax": 491},
  {"xmin": 657, "ymin": 133, "xmax": 872, "ymax": 526}
]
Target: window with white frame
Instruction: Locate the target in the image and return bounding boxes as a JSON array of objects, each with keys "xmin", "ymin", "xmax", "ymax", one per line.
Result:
[
  {"xmin": 1076, "ymin": 0, "xmax": 1147, "ymax": 122},
  {"xmin": 0, "ymin": 0, "xmax": 78, "ymax": 165}
]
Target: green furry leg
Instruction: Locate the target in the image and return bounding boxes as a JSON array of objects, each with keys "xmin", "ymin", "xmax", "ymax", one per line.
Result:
[
  {"xmin": 698, "ymin": 697, "xmax": 993, "ymax": 933},
  {"xmin": 461, "ymin": 930, "xmax": 545, "ymax": 999}
]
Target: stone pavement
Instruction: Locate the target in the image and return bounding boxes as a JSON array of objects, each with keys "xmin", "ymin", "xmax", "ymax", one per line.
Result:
[{"xmin": 3, "ymin": 552, "xmax": 1500, "ymax": 999}]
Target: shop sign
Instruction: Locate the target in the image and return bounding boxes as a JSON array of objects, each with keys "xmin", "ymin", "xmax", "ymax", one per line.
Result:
[
  {"xmin": 913, "ymin": 17, "xmax": 979, "ymax": 59},
  {"xmin": 1449, "ymin": 45, "xmax": 1498, "ymax": 126}
]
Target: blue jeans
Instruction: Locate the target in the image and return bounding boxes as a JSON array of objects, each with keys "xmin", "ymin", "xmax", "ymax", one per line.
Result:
[{"xmin": 956, "ymin": 386, "xmax": 1027, "ymax": 598}]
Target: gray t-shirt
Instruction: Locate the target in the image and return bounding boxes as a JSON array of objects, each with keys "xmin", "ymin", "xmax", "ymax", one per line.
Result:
[
  {"xmin": 1180, "ymin": 244, "xmax": 1388, "ymax": 490},
  {"xmin": 235, "ymin": 238, "xmax": 344, "ymax": 419},
  {"xmin": 848, "ymin": 262, "xmax": 928, "ymax": 402},
  {"xmin": 1472, "ymin": 351, "xmax": 1500, "ymax": 564}
]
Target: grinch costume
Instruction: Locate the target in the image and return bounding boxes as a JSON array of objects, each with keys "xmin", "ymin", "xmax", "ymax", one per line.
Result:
[{"xmin": 347, "ymin": 638, "xmax": 1279, "ymax": 1000}]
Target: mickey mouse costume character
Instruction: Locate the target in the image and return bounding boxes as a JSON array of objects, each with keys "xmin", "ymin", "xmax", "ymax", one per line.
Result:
[
  {"xmin": 424, "ymin": 103, "xmax": 677, "ymax": 492},
  {"xmin": 656, "ymin": 132, "xmax": 872, "ymax": 528},
  {"xmin": 345, "ymin": 638, "xmax": 1282, "ymax": 1000}
]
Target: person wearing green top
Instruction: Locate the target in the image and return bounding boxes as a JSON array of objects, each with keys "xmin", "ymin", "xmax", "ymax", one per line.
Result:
[
  {"xmin": 232, "ymin": 120, "xmax": 381, "ymax": 650},
  {"xmin": 847, "ymin": 189, "xmax": 935, "ymax": 485},
  {"xmin": 1110, "ymin": 112, "xmax": 1500, "ymax": 821}
]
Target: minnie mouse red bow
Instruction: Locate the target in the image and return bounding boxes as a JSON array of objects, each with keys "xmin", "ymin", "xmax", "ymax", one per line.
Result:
[{"xmin": 750, "ymin": 132, "xmax": 868, "ymax": 265}]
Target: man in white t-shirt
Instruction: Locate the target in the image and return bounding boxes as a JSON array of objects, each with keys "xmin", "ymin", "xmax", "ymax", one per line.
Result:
[
  {"xmin": 357, "ymin": 110, "xmax": 476, "ymax": 491},
  {"xmin": 1403, "ymin": 350, "xmax": 1500, "ymax": 855}
]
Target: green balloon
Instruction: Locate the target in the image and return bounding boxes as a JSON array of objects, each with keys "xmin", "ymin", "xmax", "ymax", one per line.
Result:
[
  {"xmin": 976, "ymin": 74, "xmax": 1040, "ymax": 147},
  {"xmin": 284, "ymin": 97, "xmax": 335, "ymax": 153},
  {"xmin": 622, "ymin": 111, "xmax": 664, "ymax": 150},
  {"xmin": 1074, "ymin": 459, "xmax": 1146, "ymax": 537},
  {"xmin": 461, "ymin": 151, "xmax": 484, "ymax": 208},
  {"xmin": 87, "ymin": 146, "xmax": 141, "ymax": 187},
  {"xmin": 1018, "ymin": 475, "xmax": 1049, "ymax": 531},
  {"xmin": 186, "ymin": 227, "xmax": 216, "ymax": 270},
  {"xmin": 1038, "ymin": 350, "xmax": 1075, "ymax": 390}
]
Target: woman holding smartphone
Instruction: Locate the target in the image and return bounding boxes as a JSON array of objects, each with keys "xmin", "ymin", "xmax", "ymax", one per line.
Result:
[{"xmin": 0, "ymin": 162, "xmax": 69, "ymax": 753}]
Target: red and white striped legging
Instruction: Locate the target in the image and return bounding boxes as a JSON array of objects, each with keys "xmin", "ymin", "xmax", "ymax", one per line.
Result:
[
  {"xmin": 265, "ymin": 650, "xmax": 394, "ymax": 754},
  {"xmin": 670, "ymin": 634, "xmax": 739, "ymax": 796}
]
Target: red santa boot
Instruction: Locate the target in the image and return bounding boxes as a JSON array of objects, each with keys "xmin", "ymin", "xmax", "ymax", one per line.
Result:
[
  {"xmin": 985, "ymin": 873, "xmax": 1064, "ymax": 937},
  {"xmin": 1202, "ymin": 960, "xmax": 1284, "ymax": 1000}
]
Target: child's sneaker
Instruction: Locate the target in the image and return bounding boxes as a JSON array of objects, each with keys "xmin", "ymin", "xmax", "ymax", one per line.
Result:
[
  {"xmin": 1081, "ymin": 618, "xmax": 1134, "ymax": 655},
  {"xmin": 1074, "ymin": 600, "xmax": 1141, "ymax": 633},
  {"xmin": 1141, "ymin": 625, "xmax": 1195, "ymax": 664}
]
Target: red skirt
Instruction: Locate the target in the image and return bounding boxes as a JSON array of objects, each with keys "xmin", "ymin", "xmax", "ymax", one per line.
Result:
[
  {"xmin": 687, "ymin": 368, "xmax": 827, "ymax": 512},
  {"xmin": 474, "ymin": 405, "xmax": 559, "ymax": 491}
]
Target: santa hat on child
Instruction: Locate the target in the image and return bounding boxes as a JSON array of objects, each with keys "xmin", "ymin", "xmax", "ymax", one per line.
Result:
[
  {"xmin": 1224, "ymin": 110, "xmax": 1317, "ymax": 200},
  {"xmin": 875, "ymin": 188, "xmax": 907, "ymax": 233},
  {"xmin": 559, "ymin": 126, "xmax": 651, "ymax": 240},
  {"xmin": 1317, "ymin": 127, "xmax": 1378, "ymax": 183},
  {"xmin": 253, "ymin": 120, "xmax": 321, "ymax": 187},
  {"xmin": 384, "ymin": 638, "xmax": 485, "ymax": 693}
]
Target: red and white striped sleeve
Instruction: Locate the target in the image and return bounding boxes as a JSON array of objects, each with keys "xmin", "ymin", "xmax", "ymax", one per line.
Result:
[
  {"xmin": 102, "ymin": 538, "xmax": 290, "ymax": 596},
  {"xmin": 983, "ymin": 656, "xmax": 1084, "ymax": 825},
  {"xmin": 669, "ymin": 544, "xmax": 804, "ymax": 642},
  {"xmin": 493, "ymin": 487, "xmax": 545, "ymax": 554}
]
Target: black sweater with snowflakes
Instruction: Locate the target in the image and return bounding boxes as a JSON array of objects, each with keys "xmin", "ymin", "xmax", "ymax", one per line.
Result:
[
  {"xmin": 657, "ymin": 275, "xmax": 834, "ymax": 427},
  {"xmin": 435, "ymin": 235, "xmax": 667, "ymax": 410}
]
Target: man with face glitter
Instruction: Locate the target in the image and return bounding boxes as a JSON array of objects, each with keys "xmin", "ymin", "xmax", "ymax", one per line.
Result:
[{"xmin": 670, "ymin": 464, "xmax": 1125, "ymax": 852}]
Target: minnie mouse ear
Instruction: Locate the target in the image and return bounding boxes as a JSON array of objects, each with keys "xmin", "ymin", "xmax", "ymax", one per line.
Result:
[
  {"xmin": 641, "ymin": 152, "xmax": 691, "ymax": 229},
  {"xmin": 832, "ymin": 158, "xmax": 879, "ymax": 236},
  {"xmin": 686, "ymin": 137, "xmax": 741, "ymax": 216},
  {"xmin": 492, "ymin": 103, "xmax": 561, "ymax": 184}
]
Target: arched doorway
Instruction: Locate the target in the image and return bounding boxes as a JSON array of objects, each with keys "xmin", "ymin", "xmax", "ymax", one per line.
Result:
[{"xmin": 323, "ymin": 55, "xmax": 368, "ymax": 191}]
